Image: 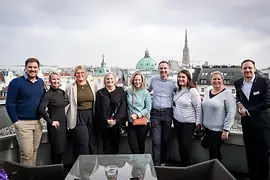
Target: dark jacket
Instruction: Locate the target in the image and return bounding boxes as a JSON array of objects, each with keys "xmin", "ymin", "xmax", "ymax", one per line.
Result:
[
  {"xmin": 95, "ymin": 87, "xmax": 127, "ymax": 134},
  {"xmin": 234, "ymin": 75, "xmax": 270, "ymax": 128}
]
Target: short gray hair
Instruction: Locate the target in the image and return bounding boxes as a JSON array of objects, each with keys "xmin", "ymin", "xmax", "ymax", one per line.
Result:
[
  {"xmin": 210, "ymin": 71, "xmax": 224, "ymax": 80},
  {"xmin": 104, "ymin": 72, "xmax": 117, "ymax": 85}
]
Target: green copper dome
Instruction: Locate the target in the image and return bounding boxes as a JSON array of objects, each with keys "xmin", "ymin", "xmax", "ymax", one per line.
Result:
[
  {"xmin": 136, "ymin": 50, "xmax": 157, "ymax": 71},
  {"xmin": 95, "ymin": 54, "xmax": 109, "ymax": 75},
  {"xmin": 95, "ymin": 66, "xmax": 107, "ymax": 75}
]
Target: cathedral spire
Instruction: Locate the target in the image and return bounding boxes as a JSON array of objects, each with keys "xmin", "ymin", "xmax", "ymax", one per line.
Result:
[
  {"xmin": 185, "ymin": 29, "xmax": 188, "ymax": 48},
  {"xmin": 101, "ymin": 54, "xmax": 106, "ymax": 67},
  {"xmin": 182, "ymin": 29, "xmax": 190, "ymax": 68}
]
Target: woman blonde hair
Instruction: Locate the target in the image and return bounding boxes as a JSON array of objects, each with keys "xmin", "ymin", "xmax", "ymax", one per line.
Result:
[
  {"xmin": 49, "ymin": 72, "xmax": 60, "ymax": 80},
  {"xmin": 73, "ymin": 65, "xmax": 88, "ymax": 78},
  {"xmin": 130, "ymin": 71, "xmax": 145, "ymax": 91},
  {"xmin": 210, "ymin": 71, "xmax": 224, "ymax": 80}
]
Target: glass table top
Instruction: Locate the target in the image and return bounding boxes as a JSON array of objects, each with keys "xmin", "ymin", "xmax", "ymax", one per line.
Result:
[{"xmin": 65, "ymin": 154, "xmax": 157, "ymax": 180}]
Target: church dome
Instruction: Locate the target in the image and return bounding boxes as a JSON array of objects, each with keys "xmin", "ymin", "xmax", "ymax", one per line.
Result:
[
  {"xmin": 95, "ymin": 55, "xmax": 110, "ymax": 76},
  {"xmin": 95, "ymin": 66, "xmax": 108, "ymax": 75},
  {"xmin": 136, "ymin": 50, "xmax": 157, "ymax": 71}
]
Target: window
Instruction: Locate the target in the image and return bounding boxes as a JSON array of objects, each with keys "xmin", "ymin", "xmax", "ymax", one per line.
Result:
[
  {"xmin": 98, "ymin": 79, "xmax": 101, "ymax": 84},
  {"xmin": 224, "ymin": 79, "xmax": 230, "ymax": 85},
  {"xmin": 201, "ymin": 88, "xmax": 205, "ymax": 92},
  {"xmin": 200, "ymin": 79, "xmax": 207, "ymax": 84},
  {"xmin": 232, "ymin": 89, "xmax": 236, "ymax": 93}
]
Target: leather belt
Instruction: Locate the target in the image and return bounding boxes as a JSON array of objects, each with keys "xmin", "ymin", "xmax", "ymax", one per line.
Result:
[{"xmin": 151, "ymin": 108, "xmax": 172, "ymax": 112}]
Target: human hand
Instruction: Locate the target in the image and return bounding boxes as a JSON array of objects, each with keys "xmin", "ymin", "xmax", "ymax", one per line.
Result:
[
  {"xmin": 107, "ymin": 119, "xmax": 116, "ymax": 127},
  {"xmin": 237, "ymin": 103, "xmax": 247, "ymax": 117},
  {"xmin": 237, "ymin": 103, "xmax": 244, "ymax": 110},
  {"xmin": 13, "ymin": 121, "xmax": 19, "ymax": 126},
  {"xmin": 130, "ymin": 114, "xmax": 138, "ymax": 120},
  {"xmin": 195, "ymin": 124, "xmax": 202, "ymax": 130},
  {"xmin": 52, "ymin": 121, "xmax": 60, "ymax": 128},
  {"xmin": 221, "ymin": 131, "xmax": 229, "ymax": 140},
  {"xmin": 239, "ymin": 107, "xmax": 247, "ymax": 117}
]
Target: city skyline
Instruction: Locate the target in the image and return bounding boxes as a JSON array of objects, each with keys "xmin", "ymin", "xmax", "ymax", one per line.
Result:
[{"xmin": 0, "ymin": 0, "xmax": 270, "ymax": 69}]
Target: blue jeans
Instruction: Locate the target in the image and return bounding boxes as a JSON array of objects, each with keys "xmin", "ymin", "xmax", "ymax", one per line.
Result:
[{"xmin": 150, "ymin": 108, "xmax": 173, "ymax": 166}]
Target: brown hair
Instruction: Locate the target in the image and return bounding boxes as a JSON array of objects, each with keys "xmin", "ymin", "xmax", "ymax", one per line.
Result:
[
  {"xmin": 241, "ymin": 59, "xmax": 256, "ymax": 68},
  {"xmin": 130, "ymin": 71, "xmax": 145, "ymax": 91},
  {"xmin": 177, "ymin": 69, "xmax": 196, "ymax": 90},
  {"xmin": 25, "ymin": 58, "xmax": 40, "ymax": 67},
  {"xmin": 158, "ymin": 60, "xmax": 170, "ymax": 67}
]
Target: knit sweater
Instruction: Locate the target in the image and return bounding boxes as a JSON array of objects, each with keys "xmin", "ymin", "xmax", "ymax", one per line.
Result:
[
  {"xmin": 6, "ymin": 75, "xmax": 44, "ymax": 123},
  {"xmin": 126, "ymin": 87, "xmax": 152, "ymax": 123},
  {"xmin": 173, "ymin": 87, "xmax": 202, "ymax": 125},
  {"xmin": 202, "ymin": 89, "xmax": 236, "ymax": 131}
]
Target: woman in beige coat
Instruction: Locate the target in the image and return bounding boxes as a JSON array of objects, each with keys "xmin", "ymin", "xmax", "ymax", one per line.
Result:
[{"xmin": 65, "ymin": 65, "xmax": 97, "ymax": 160}]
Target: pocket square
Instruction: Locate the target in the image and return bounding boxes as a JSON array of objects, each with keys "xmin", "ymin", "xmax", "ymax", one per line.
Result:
[{"xmin": 253, "ymin": 91, "xmax": 260, "ymax": 95}]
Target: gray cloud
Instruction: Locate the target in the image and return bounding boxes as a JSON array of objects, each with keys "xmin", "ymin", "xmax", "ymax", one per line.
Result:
[{"xmin": 0, "ymin": 0, "xmax": 270, "ymax": 69}]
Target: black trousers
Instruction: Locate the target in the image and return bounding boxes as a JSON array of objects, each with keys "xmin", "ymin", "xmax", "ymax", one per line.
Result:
[
  {"xmin": 101, "ymin": 126, "xmax": 120, "ymax": 154},
  {"xmin": 71, "ymin": 124, "xmax": 96, "ymax": 160},
  {"xmin": 151, "ymin": 108, "xmax": 173, "ymax": 166},
  {"xmin": 127, "ymin": 122, "xmax": 150, "ymax": 154},
  {"xmin": 208, "ymin": 130, "xmax": 223, "ymax": 161},
  {"xmin": 242, "ymin": 125, "xmax": 270, "ymax": 180},
  {"xmin": 173, "ymin": 120, "xmax": 195, "ymax": 166},
  {"xmin": 50, "ymin": 151, "xmax": 64, "ymax": 164}
]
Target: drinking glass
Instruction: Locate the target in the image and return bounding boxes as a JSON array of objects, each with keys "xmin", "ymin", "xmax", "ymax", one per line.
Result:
[{"xmin": 105, "ymin": 165, "xmax": 118, "ymax": 180}]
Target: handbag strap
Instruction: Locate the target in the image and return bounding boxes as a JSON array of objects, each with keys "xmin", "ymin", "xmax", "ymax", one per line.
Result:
[
  {"xmin": 174, "ymin": 89, "xmax": 188, "ymax": 104},
  {"xmin": 131, "ymin": 89, "xmax": 134, "ymax": 114}
]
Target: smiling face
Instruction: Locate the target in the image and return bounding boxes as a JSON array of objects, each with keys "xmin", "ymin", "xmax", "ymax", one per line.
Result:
[
  {"xmin": 241, "ymin": 61, "xmax": 256, "ymax": 80},
  {"xmin": 25, "ymin": 62, "xmax": 39, "ymax": 79},
  {"xmin": 159, "ymin": 62, "xmax": 169, "ymax": 79},
  {"xmin": 133, "ymin": 74, "xmax": 143, "ymax": 88},
  {"xmin": 211, "ymin": 73, "xmax": 223, "ymax": 89},
  {"xmin": 49, "ymin": 74, "xmax": 61, "ymax": 89},
  {"xmin": 104, "ymin": 73, "xmax": 116, "ymax": 88},
  {"xmin": 75, "ymin": 68, "xmax": 86, "ymax": 82},
  {"xmin": 177, "ymin": 72, "xmax": 188, "ymax": 87}
]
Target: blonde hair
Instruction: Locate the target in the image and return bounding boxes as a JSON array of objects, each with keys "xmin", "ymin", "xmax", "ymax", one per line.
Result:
[
  {"xmin": 104, "ymin": 72, "xmax": 117, "ymax": 86},
  {"xmin": 210, "ymin": 71, "xmax": 224, "ymax": 80},
  {"xmin": 130, "ymin": 71, "xmax": 145, "ymax": 91},
  {"xmin": 73, "ymin": 65, "xmax": 88, "ymax": 78},
  {"xmin": 49, "ymin": 72, "xmax": 60, "ymax": 80}
]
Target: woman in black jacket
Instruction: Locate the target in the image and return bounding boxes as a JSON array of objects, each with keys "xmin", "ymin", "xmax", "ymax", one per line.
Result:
[
  {"xmin": 39, "ymin": 72, "xmax": 68, "ymax": 164},
  {"xmin": 95, "ymin": 72, "xmax": 126, "ymax": 154}
]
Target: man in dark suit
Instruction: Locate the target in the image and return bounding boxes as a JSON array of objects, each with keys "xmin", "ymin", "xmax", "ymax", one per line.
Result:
[{"xmin": 234, "ymin": 59, "xmax": 270, "ymax": 180}]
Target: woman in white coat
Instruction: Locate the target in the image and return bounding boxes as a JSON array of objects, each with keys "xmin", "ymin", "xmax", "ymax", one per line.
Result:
[{"xmin": 65, "ymin": 65, "xmax": 97, "ymax": 160}]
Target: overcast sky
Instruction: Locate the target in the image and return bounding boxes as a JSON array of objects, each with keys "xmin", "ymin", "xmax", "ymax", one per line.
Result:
[{"xmin": 0, "ymin": 0, "xmax": 270, "ymax": 69}]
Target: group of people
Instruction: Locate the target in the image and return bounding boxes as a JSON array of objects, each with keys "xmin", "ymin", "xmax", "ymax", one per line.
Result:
[{"xmin": 5, "ymin": 58, "xmax": 270, "ymax": 180}]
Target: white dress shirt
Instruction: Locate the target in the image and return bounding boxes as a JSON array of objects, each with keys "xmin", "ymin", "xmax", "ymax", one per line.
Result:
[{"xmin": 241, "ymin": 75, "xmax": 255, "ymax": 100}]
